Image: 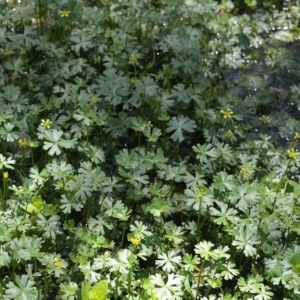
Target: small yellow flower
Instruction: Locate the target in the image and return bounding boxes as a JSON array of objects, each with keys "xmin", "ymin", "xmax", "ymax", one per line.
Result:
[
  {"xmin": 60, "ymin": 10, "xmax": 70, "ymax": 17},
  {"xmin": 225, "ymin": 130, "xmax": 233, "ymax": 138},
  {"xmin": 129, "ymin": 54, "xmax": 139, "ymax": 63},
  {"xmin": 18, "ymin": 139, "xmax": 27, "ymax": 147},
  {"xmin": 2, "ymin": 48, "xmax": 10, "ymax": 55},
  {"xmin": 146, "ymin": 121, "xmax": 153, "ymax": 129},
  {"xmin": 220, "ymin": 108, "xmax": 233, "ymax": 119},
  {"xmin": 41, "ymin": 119, "xmax": 52, "ymax": 129},
  {"xmin": 130, "ymin": 236, "xmax": 141, "ymax": 246},
  {"xmin": 287, "ymin": 149, "xmax": 298, "ymax": 159},
  {"xmin": 130, "ymin": 77, "xmax": 138, "ymax": 84},
  {"xmin": 3, "ymin": 172, "xmax": 9, "ymax": 179},
  {"xmin": 259, "ymin": 115, "xmax": 270, "ymax": 124},
  {"xmin": 240, "ymin": 168, "xmax": 248, "ymax": 178},
  {"xmin": 91, "ymin": 96, "xmax": 97, "ymax": 104},
  {"xmin": 294, "ymin": 132, "xmax": 300, "ymax": 140},
  {"xmin": 54, "ymin": 257, "xmax": 67, "ymax": 270}
]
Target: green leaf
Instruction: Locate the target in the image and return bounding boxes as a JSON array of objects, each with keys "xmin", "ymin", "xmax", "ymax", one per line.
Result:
[
  {"xmin": 209, "ymin": 201, "xmax": 238, "ymax": 226},
  {"xmin": 26, "ymin": 195, "xmax": 44, "ymax": 214},
  {"xmin": 29, "ymin": 167, "xmax": 49, "ymax": 185},
  {"xmin": 0, "ymin": 154, "xmax": 16, "ymax": 169},
  {"xmin": 290, "ymin": 252, "xmax": 300, "ymax": 274},
  {"xmin": 130, "ymin": 117, "xmax": 147, "ymax": 132},
  {"xmin": 245, "ymin": 0, "xmax": 257, "ymax": 7},
  {"xmin": 213, "ymin": 171, "xmax": 236, "ymax": 192},
  {"xmin": 143, "ymin": 127, "xmax": 162, "ymax": 142},
  {"xmin": 215, "ymin": 141, "xmax": 236, "ymax": 166},
  {"xmin": 36, "ymin": 214, "xmax": 62, "ymax": 239},
  {"xmin": 135, "ymin": 76, "xmax": 158, "ymax": 97},
  {"xmin": 5, "ymin": 58, "xmax": 24, "ymax": 73},
  {"xmin": 5, "ymin": 275, "xmax": 38, "ymax": 300},
  {"xmin": 0, "ymin": 123, "xmax": 18, "ymax": 142},
  {"xmin": 193, "ymin": 143, "xmax": 218, "ymax": 163},
  {"xmin": 185, "ymin": 186, "xmax": 214, "ymax": 211},
  {"xmin": 232, "ymin": 224, "xmax": 260, "ymax": 257},
  {"xmin": 145, "ymin": 197, "xmax": 169, "ymax": 217},
  {"xmin": 156, "ymin": 251, "xmax": 182, "ymax": 272},
  {"xmin": 171, "ymin": 83, "xmax": 190, "ymax": 103},
  {"xmin": 60, "ymin": 194, "xmax": 84, "ymax": 214},
  {"xmin": 166, "ymin": 115, "xmax": 196, "ymax": 142},
  {"xmin": 42, "ymin": 130, "xmax": 74, "ymax": 156},
  {"xmin": 157, "ymin": 165, "xmax": 187, "ymax": 182},
  {"xmin": 119, "ymin": 167, "xmax": 149, "ymax": 185},
  {"xmin": 67, "ymin": 174, "xmax": 93, "ymax": 201},
  {"xmin": 81, "ymin": 280, "xmax": 108, "ymax": 300},
  {"xmin": 81, "ymin": 281, "xmax": 90, "ymax": 300}
]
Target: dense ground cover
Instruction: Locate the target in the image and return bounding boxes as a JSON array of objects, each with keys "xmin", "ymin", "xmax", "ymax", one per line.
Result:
[{"xmin": 0, "ymin": 0, "xmax": 300, "ymax": 299}]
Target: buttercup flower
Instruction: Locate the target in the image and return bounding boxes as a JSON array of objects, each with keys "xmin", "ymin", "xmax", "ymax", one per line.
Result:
[
  {"xmin": 91, "ymin": 96, "xmax": 97, "ymax": 104},
  {"xmin": 54, "ymin": 257, "xmax": 67, "ymax": 270},
  {"xmin": 129, "ymin": 54, "xmax": 139, "ymax": 62},
  {"xmin": 3, "ymin": 172, "xmax": 9, "ymax": 179},
  {"xmin": 146, "ymin": 121, "xmax": 153, "ymax": 129},
  {"xmin": 130, "ymin": 77, "xmax": 138, "ymax": 84},
  {"xmin": 259, "ymin": 115, "xmax": 270, "ymax": 124},
  {"xmin": 220, "ymin": 108, "xmax": 233, "ymax": 119},
  {"xmin": 287, "ymin": 149, "xmax": 298, "ymax": 159},
  {"xmin": 2, "ymin": 48, "xmax": 10, "ymax": 55},
  {"xmin": 240, "ymin": 168, "xmax": 248, "ymax": 178},
  {"xmin": 294, "ymin": 132, "xmax": 300, "ymax": 140},
  {"xmin": 60, "ymin": 10, "xmax": 70, "ymax": 17},
  {"xmin": 130, "ymin": 236, "xmax": 141, "ymax": 246},
  {"xmin": 225, "ymin": 130, "xmax": 233, "ymax": 138},
  {"xmin": 41, "ymin": 119, "xmax": 52, "ymax": 129},
  {"xmin": 18, "ymin": 139, "xmax": 27, "ymax": 147}
]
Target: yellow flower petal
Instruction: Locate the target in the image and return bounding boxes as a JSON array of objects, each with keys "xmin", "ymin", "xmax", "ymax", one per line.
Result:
[
  {"xmin": 259, "ymin": 115, "xmax": 270, "ymax": 124},
  {"xmin": 41, "ymin": 119, "xmax": 52, "ymax": 129},
  {"xmin": 54, "ymin": 258, "xmax": 67, "ymax": 270},
  {"xmin": 220, "ymin": 108, "xmax": 233, "ymax": 119},
  {"xmin": 287, "ymin": 149, "xmax": 298, "ymax": 159},
  {"xmin": 60, "ymin": 10, "xmax": 70, "ymax": 17}
]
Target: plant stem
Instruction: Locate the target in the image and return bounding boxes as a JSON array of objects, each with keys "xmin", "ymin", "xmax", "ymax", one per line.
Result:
[
  {"xmin": 2, "ymin": 174, "xmax": 8, "ymax": 210},
  {"xmin": 35, "ymin": 259, "xmax": 41, "ymax": 300},
  {"xmin": 194, "ymin": 261, "xmax": 205, "ymax": 300},
  {"xmin": 196, "ymin": 197, "xmax": 203, "ymax": 240},
  {"xmin": 121, "ymin": 220, "xmax": 126, "ymax": 248},
  {"xmin": 128, "ymin": 267, "xmax": 132, "ymax": 296}
]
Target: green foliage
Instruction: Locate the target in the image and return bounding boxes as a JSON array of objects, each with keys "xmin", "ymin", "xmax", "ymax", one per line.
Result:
[
  {"xmin": 0, "ymin": 0, "xmax": 299, "ymax": 299},
  {"xmin": 81, "ymin": 280, "xmax": 108, "ymax": 300}
]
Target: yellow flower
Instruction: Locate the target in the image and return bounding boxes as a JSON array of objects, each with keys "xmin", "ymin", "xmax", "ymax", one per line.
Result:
[
  {"xmin": 129, "ymin": 54, "xmax": 139, "ymax": 63},
  {"xmin": 130, "ymin": 77, "xmax": 138, "ymax": 84},
  {"xmin": 146, "ymin": 121, "xmax": 153, "ymax": 129},
  {"xmin": 225, "ymin": 130, "xmax": 233, "ymax": 138},
  {"xmin": 294, "ymin": 132, "xmax": 300, "ymax": 140},
  {"xmin": 18, "ymin": 139, "xmax": 27, "ymax": 147},
  {"xmin": 287, "ymin": 149, "xmax": 298, "ymax": 159},
  {"xmin": 3, "ymin": 172, "xmax": 9, "ymax": 179},
  {"xmin": 130, "ymin": 236, "xmax": 141, "ymax": 246},
  {"xmin": 41, "ymin": 119, "xmax": 52, "ymax": 129},
  {"xmin": 54, "ymin": 257, "xmax": 67, "ymax": 270},
  {"xmin": 240, "ymin": 168, "xmax": 248, "ymax": 178},
  {"xmin": 91, "ymin": 96, "xmax": 98, "ymax": 104},
  {"xmin": 2, "ymin": 48, "xmax": 10, "ymax": 55},
  {"xmin": 60, "ymin": 10, "xmax": 70, "ymax": 17},
  {"xmin": 259, "ymin": 115, "xmax": 270, "ymax": 124},
  {"xmin": 220, "ymin": 108, "xmax": 233, "ymax": 119}
]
